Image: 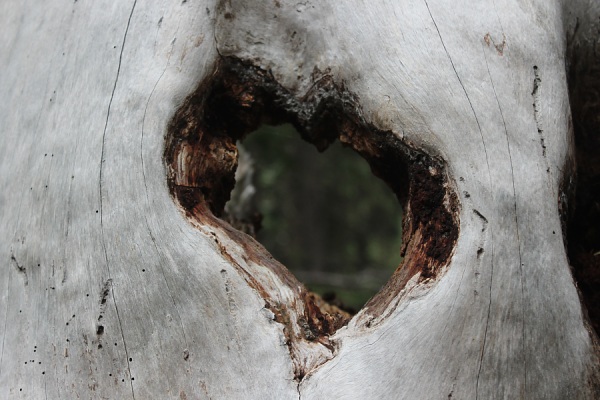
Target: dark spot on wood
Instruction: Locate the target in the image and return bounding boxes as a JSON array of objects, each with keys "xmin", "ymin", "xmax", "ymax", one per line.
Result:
[
  {"xmin": 100, "ymin": 279, "xmax": 112, "ymax": 307},
  {"xmin": 96, "ymin": 325, "xmax": 104, "ymax": 335},
  {"xmin": 473, "ymin": 209, "xmax": 488, "ymax": 224},
  {"xmin": 10, "ymin": 254, "xmax": 28, "ymax": 285},
  {"xmin": 224, "ymin": 12, "xmax": 234, "ymax": 20}
]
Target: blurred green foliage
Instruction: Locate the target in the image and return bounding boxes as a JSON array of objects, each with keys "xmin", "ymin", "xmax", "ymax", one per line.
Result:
[{"xmin": 240, "ymin": 124, "xmax": 403, "ymax": 310}]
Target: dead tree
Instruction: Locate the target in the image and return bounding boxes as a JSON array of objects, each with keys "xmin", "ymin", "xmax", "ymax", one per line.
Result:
[{"xmin": 1, "ymin": 0, "xmax": 599, "ymax": 398}]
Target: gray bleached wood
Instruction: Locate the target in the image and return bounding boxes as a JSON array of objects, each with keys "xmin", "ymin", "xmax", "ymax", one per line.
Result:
[
  {"xmin": 0, "ymin": 1, "xmax": 296, "ymax": 398},
  {"xmin": 0, "ymin": 0, "xmax": 599, "ymax": 399}
]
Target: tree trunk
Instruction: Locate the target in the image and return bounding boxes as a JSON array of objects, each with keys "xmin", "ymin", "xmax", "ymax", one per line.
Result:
[{"xmin": 1, "ymin": 0, "xmax": 599, "ymax": 398}]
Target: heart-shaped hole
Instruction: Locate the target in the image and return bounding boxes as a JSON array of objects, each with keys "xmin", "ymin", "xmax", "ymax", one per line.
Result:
[
  {"xmin": 164, "ymin": 57, "xmax": 459, "ymax": 379},
  {"xmin": 224, "ymin": 122, "xmax": 404, "ymax": 314}
]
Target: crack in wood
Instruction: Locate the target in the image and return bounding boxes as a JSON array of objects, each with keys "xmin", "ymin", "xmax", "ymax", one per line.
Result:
[{"xmin": 95, "ymin": 1, "xmax": 138, "ymax": 397}]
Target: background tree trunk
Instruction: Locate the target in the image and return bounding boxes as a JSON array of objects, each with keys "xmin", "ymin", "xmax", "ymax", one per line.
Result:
[{"xmin": 1, "ymin": 0, "xmax": 599, "ymax": 398}]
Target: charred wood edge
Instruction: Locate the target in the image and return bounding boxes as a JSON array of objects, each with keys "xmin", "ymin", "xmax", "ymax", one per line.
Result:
[{"xmin": 163, "ymin": 56, "xmax": 459, "ymax": 379}]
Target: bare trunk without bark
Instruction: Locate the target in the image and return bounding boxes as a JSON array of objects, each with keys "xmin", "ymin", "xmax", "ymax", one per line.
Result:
[{"xmin": 1, "ymin": 0, "xmax": 600, "ymax": 398}]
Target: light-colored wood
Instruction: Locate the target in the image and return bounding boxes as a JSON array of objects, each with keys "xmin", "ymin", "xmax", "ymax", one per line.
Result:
[{"xmin": 0, "ymin": 0, "xmax": 599, "ymax": 398}]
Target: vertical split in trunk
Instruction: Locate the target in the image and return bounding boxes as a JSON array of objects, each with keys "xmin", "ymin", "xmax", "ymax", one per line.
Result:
[{"xmin": 566, "ymin": 34, "xmax": 600, "ymax": 336}]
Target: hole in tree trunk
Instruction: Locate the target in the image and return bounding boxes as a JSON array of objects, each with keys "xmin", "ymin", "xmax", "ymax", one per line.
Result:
[
  {"xmin": 164, "ymin": 56, "xmax": 459, "ymax": 351},
  {"xmin": 223, "ymin": 123, "xmax": 404, "ymax": 313}
]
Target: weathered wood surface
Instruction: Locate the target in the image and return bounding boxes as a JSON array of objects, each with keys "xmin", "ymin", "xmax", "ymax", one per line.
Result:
[{"xmin": 0, "ymin": 0, "xmax": 599, "ymax": 399}]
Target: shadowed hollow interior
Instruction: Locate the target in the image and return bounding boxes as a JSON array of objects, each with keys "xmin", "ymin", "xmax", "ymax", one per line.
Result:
[{"xmin": 566, "ymin": 46, "xmax": 600, "ymax": 336}]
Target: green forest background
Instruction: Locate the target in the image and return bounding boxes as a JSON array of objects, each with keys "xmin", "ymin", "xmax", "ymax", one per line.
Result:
[{"xmin": 230, "ymin": 124, "xmax": 403, "ymax": 311}]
